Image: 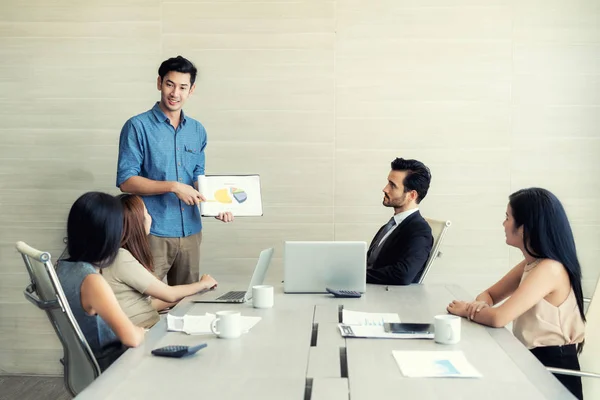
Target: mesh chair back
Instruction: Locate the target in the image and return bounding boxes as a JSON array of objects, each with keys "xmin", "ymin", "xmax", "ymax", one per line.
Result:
[
  {"xmin": 417, "ymin": 218, "xmax": 452, "ymax": 284},
  {"xmin": 16, "ymin": 241, "xmax": 100, "ymax": 397}
]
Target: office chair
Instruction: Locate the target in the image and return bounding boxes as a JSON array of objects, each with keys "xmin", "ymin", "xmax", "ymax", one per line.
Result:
[
  {"xmin": 417, "ymin": 218, "xmax": 451, "ymax": 284},
  {"xmin": 56, "ymin": 236, "xmax": 69, "ymax": 263},
  {"xmin": 16, "ymin": 241, "xmax": 101, "ymax": 397},
  {"xmin": 545, "ymin": 274, "xmax": 600, "ymax": 399}
]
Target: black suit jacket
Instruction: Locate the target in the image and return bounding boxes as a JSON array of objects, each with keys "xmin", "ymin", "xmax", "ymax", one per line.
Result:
[{"xmin": 366, "ymin": 211, "xmax": 433, "ymax": 285}]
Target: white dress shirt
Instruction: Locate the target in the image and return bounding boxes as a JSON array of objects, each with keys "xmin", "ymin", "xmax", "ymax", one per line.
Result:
[{"xmin": 376, "ymin": 207, "xmax": 419, "ymax": 247}]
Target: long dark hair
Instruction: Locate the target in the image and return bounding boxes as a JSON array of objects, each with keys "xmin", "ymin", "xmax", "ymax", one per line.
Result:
[
  {"xmin": 117, "ymin": 194, "xmax": 154, "ymax": 272},
  {"xmin": 67, "ymin": 192, "xmax": 123, "ymax": 268},
  {"xmin": 509, "ymin": 188, "xmax": 586, "ymax": 327}
]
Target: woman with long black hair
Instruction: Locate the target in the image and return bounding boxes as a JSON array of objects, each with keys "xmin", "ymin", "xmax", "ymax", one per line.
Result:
[
  {"xmin": 57, "ymin": 192, "xmax": 145, "ymax": 370},
  {"xmin": 447, "ymin": 188, "xmax": 585, "ymax": 399}
]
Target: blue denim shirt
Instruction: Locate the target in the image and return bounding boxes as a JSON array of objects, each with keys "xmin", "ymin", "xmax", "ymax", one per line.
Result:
[{"xmin": 116, "ymin": 103, "xmax": 206, "ymax": 237}]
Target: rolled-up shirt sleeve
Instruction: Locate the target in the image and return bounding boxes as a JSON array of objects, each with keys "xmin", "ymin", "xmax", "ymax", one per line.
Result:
[
  {"xmin": 193, "ymin": 125, "xmax": 207, "ymax": 181},
  {"xmin": 116, "ymin": 119, "xmax": 144, "ymax": 188}
]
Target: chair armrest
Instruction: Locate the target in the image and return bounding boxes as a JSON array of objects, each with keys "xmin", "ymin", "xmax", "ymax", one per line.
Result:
[
  {"xmin": 547, "ymin": 367, "xmax": 600, "ymax": 379},
  {"xmin": 24, "ymin": 284, "xmax": 60, "ymax": 310}
]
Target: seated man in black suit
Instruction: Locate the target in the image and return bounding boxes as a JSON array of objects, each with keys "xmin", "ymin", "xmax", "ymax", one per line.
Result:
[{"xmin": 366, "ymin": 158, "xmax": 433, "ymax": 285}]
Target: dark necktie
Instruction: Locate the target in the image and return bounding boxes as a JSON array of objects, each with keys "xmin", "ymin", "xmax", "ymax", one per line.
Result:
[{"xmin": 367, "ymin": 217, "xmax": 396, "ymax": 267}]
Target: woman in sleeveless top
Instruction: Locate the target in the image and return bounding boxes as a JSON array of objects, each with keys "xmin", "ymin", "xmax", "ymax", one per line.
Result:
[
  {"xmin": 57, "ymin": 192, "xmax": 145, "ymax": 371},
  {"xmin": 101, "ymin": 194, "xmax": 217, "ymax": 328},
  {"xmin": 447, "ymin": 188, "xmax": 586, "ymax": 399}
]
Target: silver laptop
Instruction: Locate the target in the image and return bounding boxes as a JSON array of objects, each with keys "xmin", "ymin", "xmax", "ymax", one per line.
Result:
[
  {"xmin": 192, "ymin": 248, "xmax": 274, "ymax": 303},
  {"xmin": 283, "ymin": 241, "xmax": 367, "ymax": 293}
]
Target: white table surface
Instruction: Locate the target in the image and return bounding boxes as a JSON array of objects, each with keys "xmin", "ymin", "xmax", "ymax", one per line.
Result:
[{"xmin": 76, "ymin": 283, "xmax": 575, "ymax": 400}]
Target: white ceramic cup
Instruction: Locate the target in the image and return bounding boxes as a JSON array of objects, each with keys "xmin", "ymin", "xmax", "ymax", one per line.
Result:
[
  {"xmin": 252, "ymin": 285, "xmax": 274, "ymax": 309},
  {"xmin": 210, "ymin": 310, "xmax": 241, "ymax": 339},
  {"xmin": 434, "ymin": 314, "xmax": 461, "ymax": 344}
]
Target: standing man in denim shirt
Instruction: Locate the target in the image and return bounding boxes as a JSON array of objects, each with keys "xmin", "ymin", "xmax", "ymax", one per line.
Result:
[{"xmin": 116, "ymin": 56, "xmax": 233, "ymax": 285}]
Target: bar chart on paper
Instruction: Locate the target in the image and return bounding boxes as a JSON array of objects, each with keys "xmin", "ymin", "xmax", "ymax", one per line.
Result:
[{"xmin": 198, "ymin": 175, "xmax": 263, "ymax": 216}]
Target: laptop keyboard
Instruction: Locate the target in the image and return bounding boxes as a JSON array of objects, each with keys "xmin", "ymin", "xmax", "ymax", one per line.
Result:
[{"xmin": 216, "ymin": 291, "xmax": 247, "ymax": 301}]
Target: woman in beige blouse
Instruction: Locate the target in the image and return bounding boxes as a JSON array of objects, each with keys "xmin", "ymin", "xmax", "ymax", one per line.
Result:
[
  {"xmin": 101, "ymin": 194, "xmax": 218, "ymax": 328},
  {"xmin": 447, "ymin": 188, "xmax": 585, "ymax": 399}
]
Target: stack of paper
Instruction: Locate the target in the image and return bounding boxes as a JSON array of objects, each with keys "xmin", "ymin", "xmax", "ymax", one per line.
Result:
[
  {"xmin": 392, "ymin": 351, "xmax": 482, "ymax": 378},
  {"xmin": 338, "ymin": 309, "xmax": 408, "ymax": 339},
  {"xmin": 167, "ymin": 313, "xmax": 261, "ymax": 335},
  {"xmin": 342, "ymin": 309, "xmax": 400, "ymax": 326}
]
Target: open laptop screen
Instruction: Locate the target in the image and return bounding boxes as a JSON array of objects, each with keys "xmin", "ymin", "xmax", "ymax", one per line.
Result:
[{"xmin": 283, "ymin": 241, "xmax": 367, "ymax": 293}]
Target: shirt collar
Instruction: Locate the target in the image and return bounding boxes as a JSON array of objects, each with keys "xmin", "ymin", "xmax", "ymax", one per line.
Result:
[
  {"xmin": 392, "ymin": 208, "xmax": 419, "ymax": 226},
  {"xmin": 151, "ymin": 102, "xmax": 187, "ymax": 125}
]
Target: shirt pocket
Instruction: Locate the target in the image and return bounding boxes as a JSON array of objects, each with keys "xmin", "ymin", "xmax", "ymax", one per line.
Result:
[{"xmin": 183, "ymin": 145, "xmax": 200, "ymax": 173}]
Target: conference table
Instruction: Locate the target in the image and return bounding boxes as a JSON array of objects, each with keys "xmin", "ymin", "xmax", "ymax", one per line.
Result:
[{"xmin": 76, "ymin": 283, "xmax": 575, "ymax": 399}]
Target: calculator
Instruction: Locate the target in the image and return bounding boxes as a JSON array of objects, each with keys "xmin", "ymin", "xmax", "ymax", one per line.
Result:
[
  {"xmin": 151, "ymin": 343, "xmax": 208, "ymax": 358},
  {"xmin": 326, "ymin": 288, "xmax": 362, "ymax": 298}
]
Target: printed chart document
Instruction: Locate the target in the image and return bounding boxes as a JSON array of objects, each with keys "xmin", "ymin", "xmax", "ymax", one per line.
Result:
[
  {"xmin": 167, "ymin": 313, "xmax": 261, "ymax": 335},
  {"xmin": 338, "ymin": 310, "xmax": 412, "ymax": 339},
  {"xmin": 197, "ymin": 174, "xmax": 263, "ymax": 217},
  {"xmin": 342, "ymin": 309, "xmax": 400, "ymax": 326},
  {"xmin": 392, "ymin": 351, "xmax": 482, "ymax": 378}
]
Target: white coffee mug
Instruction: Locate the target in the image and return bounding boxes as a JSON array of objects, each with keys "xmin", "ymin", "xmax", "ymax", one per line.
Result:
[
  {"xmin": 210, "ymin": 310, "xmax": 241, "ymax": 339},
  {"xmin": 252, "ymin": 285, "xmax": 274, "ymax": 309},
  {"xmin": 434, "ymin": 314, "xmax": 461, "ymax": 344}
]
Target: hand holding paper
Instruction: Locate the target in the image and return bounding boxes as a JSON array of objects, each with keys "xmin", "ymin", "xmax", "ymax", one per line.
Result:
[
  {"xmin": 174, "ymin": 182, "xmax": 205, "ymax": 206},
  {"xmin": 215, "ymin": 211, "xmax": 234, "ymax": 223},
  {"xmin": 197, "ymin": 175, "xmax": 263, "ymax": 217}
]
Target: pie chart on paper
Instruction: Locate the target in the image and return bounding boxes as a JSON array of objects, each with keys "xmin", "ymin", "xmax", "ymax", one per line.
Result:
[
  {"xmin": 213, "ymin": 187, "xmax": 248, "ymax": 204},
  {"xmin": 231, "ymin": 187, "xmax": 248, "ymax": 203},
  {"xmin": 214, "ymin": 188, "xmax": 233, "ymax": 203}
]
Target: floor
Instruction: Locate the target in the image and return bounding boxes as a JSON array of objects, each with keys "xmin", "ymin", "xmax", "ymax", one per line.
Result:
[{"xmin": 0, "ymin": 375, "xmax": 71, "ymax": 400}]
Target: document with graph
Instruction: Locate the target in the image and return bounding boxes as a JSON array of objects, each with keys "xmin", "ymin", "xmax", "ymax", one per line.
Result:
[
  {"xmin": 338, "ymin": 309, "xmax": 408, "ymax": 339},
  {"xmin": 342, "ymin": 309, "xmax": 400, "ymax": 326},
  {"xmin": 197, "ymin": 174, "xmax": 263, "ymax": 217},
  {"xmin": 392, "ymin": 351, "xmax": 482, "ymax": 378}
]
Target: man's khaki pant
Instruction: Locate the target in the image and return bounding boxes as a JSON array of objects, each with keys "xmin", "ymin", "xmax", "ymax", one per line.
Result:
[{"xmin": 148, "ymin": 232, "xmax": 202, "ymax": 285}]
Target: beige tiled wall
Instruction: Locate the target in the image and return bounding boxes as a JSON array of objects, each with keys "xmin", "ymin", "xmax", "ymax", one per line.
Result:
[{"xmin": 0, "ymin": 0, "xmax": 598, "ymax": 374}]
